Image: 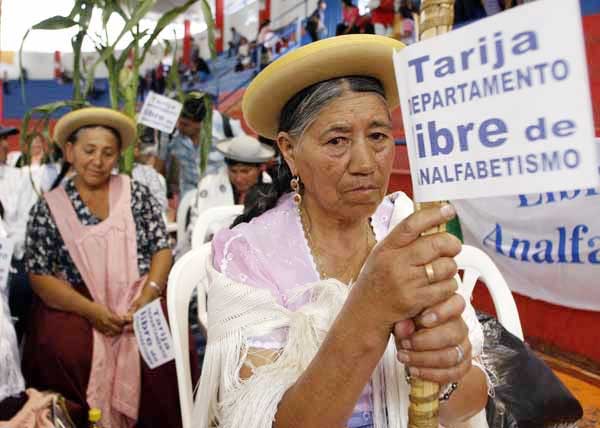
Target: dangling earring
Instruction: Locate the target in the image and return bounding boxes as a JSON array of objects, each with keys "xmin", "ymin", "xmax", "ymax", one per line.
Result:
[{"xmin": 290, "ymin": 176, "xmax": 302, "ymax": 205}]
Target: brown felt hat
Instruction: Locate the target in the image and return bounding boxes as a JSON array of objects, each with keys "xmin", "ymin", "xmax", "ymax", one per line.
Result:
[{"xmin": 242, "ymin": 34, "xmax": 406, "ymax": 139}]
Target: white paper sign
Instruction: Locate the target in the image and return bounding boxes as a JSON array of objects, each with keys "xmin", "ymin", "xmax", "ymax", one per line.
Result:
[
  {"xmin": 137, "ymin": 91, "xmax": 183, "ymax": 134},
  {"xmin": 451, "ymin": 139, "xmax": 600, "ymax": 311},
  {"xmin": 0, "ymin": 238, "xmax": 13, "ymax": 291},
  {"xmin": 393, "ymin": 0, "xmax": 598, "ymax": 202},
  {"xmin": 133, "ymin": 298, "xmax": 175, "ymax": 369}
]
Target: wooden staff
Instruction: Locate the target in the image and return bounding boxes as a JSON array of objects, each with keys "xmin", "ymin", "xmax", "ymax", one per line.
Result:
[{"xmin": 407, "ymin": 1, "xmax": 455, "ymax": 427}]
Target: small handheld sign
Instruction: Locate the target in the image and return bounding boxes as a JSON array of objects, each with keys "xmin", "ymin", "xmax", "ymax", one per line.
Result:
[
  {"xmin": 133, "ymin": 298, "xmax": 175, "ymax": 369},
  {"xmin": 394, "ymin": 0, "xmax": 598, "ymax": 203},
  {"xmin": 138, "ymin": 91, "xmax": 183, "ymax": 134}
]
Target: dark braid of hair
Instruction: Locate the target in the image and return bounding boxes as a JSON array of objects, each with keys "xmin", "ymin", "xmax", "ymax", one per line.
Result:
[
  {"xmin": 231, "ymin": 161, "xmax": 292, "ymax": 227},
  {"xmin": 231, "ymin": 76, "xmax": 385, "ymax": 227},
  {"xmin": 51, "ymin": 161, "xmax": 71, "ymax": 190}
]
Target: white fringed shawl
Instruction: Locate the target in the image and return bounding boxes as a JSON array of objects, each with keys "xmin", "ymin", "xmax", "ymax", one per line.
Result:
[
  {"xmin": 192, "ymin": 193, "xmax": 485, "ymax": 428},
  {"xmin": 192, "ymin": 263, "xmax": 412, "ymax": 428}
]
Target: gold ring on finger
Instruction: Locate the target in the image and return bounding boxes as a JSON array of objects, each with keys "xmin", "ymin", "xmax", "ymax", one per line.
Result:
[{"xmin": 424, "ymin": 262, "xmax": 435, "ymax": 284}]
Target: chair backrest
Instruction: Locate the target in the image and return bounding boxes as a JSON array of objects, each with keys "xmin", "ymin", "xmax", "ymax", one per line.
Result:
[
  {"xmin": 167, "ymin": 243, "xmax": 212, "ymax": 428},
  {"xmin": 455, "ymin": 244, "xmax": 524, "ymax": 340},
  {"xmin": 176, "ymin": 189, "xmax": 198, "ymax": 250},
  {"xmin": 191, "ymin": 204, "xmax": 244, "ymax": 250}
]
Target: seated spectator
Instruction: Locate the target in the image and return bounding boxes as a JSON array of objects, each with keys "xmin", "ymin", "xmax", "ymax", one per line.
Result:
[
  {"xmin": 228, "ymin": 27, "xmax": 242, "ymax": 57},
  {"xmin": 236, "ymin": 37, "xmax": 253, "ymax": 71},
  {"xmin": 370, "ymin": 0, "xmax": 395, "ymax": 36},
  {"xmin": 306, "ymin": 1, "xmax": 328, "ymax": 42},
  {"xmin": 336, "ymin": 0, "xmax": 361, "ymax": 35},
  {"xmin": 22, "ymin": 107, "xmax": 198, "ymax": 427},
  {"xmin": 186, "ymin": 135, "xmax": 274, "ymax": 249},
  {"xmin": 194, "ymin": 56, "xmax": 211, "ymax": 82},
  {"xmin": 132, "ymin": 137, "xmax": 168, "ymax": 213},
  {"xmin": 398, "ymin": 1, "xmax": 416, "ymax": 45}
]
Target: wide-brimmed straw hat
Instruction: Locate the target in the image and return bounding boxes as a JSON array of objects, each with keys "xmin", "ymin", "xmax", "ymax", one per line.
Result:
[
  {"xmin": 242, "ymin": 34, "xmax": 405, "ymax": 139},
  {"xmin": 53, "ymin": 107, "xmax": 136, "ymax": 150},
  {"xmin": 216, "ymin": 135, "xmax": 275, "ymax": 163}
]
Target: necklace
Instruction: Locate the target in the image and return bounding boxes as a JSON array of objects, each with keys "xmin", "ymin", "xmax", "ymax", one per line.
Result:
[{"xmin": 298, "ymin": 204, "xmax": 375, "ymax": 283}]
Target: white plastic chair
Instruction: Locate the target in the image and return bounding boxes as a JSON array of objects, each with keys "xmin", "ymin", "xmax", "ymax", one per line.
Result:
[
  {"xmin": 455, "ymin": 244, "xmax": 524, "ymax": 341},
  {"xmin": 452, "ymin": 245, "xmax": 523, "ymax": 428},
  {"xmin": 191, "ymin": 204, "xmax": 243, "ymax": 250},
  {"xmin": 167, "ymin": 243, "xmax": 212, "ymax": 428}
]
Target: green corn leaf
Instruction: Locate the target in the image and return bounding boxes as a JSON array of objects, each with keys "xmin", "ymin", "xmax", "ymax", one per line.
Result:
[
  {"xmin": 200, "ymin": 96, "xmax": 213, "ymax": 174},
  {"xmin": 199, "ymin": 0, "xmax": 216, "ymax": 59},
  {"xmin": 32, "ymin": 16, "xmax": 78, "ymax": 30},
  {"xmin": 67, "ymin": 0, "xmax": 86, "ymax": 19},
  {"xmin": 165, "ymin": 34, "xmax": 183, "ymax": 99},
  {"xmin": 102, "ymin": 2, "xmax": 114, "ymax": 28},
  {"xmin": 19, "ymin": 100, "xmax": 89, "ymax": 151},
  {"xmin": 72, "ymin": 31, "xmax": 86, "ymax": 102},
  {"xmin": 141, "ymin": 0, "xmax": 199, "ymax": 60},
  {"xmin": 85, "ymin": 0, "xmax": 156, "ymax": 95},
  {"xmin": 18, "ymin": 28, "xmax": 31, "ymax": 104},
  {"xmin": 116, "ymin": 29, "xmax": 148, "ymax": 72}
]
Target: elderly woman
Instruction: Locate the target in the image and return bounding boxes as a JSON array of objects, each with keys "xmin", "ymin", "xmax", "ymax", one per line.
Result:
[
  {"xmin": 193, "ymin": 35, "xmax": 489, "ymax": 428},
  {"xmin": 22, "ymin": 107, "xmax": 198, "ymax": 428}
]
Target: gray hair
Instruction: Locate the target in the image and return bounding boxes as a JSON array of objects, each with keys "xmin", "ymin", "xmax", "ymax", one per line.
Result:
[{"xmin": 278, "ymin": 76, "xmax": 387, "ymax": 139}]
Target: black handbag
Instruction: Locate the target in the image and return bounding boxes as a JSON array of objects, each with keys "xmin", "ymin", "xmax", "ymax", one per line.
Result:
[{"xmin": 477, "ymin": 312, "xmax": 583, "ymax": 428}]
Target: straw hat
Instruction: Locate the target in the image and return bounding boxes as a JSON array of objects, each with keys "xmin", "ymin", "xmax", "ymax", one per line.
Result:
[
  {"xmin": 242, "ymin": 34, "xmax": 405, "ymax": 139},
  {"xmin": 216, "ymin": 135, "xmax": 275, "ymax": 163},
  {"xmin": 53, "ymin": 107, "xmax": 136, "ymax": 150}
]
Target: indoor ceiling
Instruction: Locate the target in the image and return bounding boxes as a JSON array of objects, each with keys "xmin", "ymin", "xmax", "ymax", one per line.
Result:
[{"xmin": 144, "ymin": 0, "xmax": 212, "ymax": 23}]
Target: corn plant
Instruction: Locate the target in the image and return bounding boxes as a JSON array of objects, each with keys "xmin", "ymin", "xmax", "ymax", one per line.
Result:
[{"xmin": 19, "ymin": 0, "xmax": 216, "ymax": 175}]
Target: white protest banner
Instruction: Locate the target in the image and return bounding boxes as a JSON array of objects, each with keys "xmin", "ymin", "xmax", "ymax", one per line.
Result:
[
  {"xmin": 133, "ymin": 298, "xmax": 175, "ymax": 369},
  {"xmin": 393, "ymin": 0, "xmax": 598, "ymax": 202},
  {"xmin": 452, "ymin": 139, "xmax": 600, "ymax": 311},
  {"xmin": 0, "ymin": 237, "xmax": 14, "ymax": 291},
  {"xmin": 137, "ymin": 91, "xmax": 183, "ymax": 134}
]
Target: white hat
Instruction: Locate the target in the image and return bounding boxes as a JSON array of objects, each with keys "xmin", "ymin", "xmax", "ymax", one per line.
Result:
[{"xmin": 216, "ymin": 135, "xmax": 275, "ymax": 163}]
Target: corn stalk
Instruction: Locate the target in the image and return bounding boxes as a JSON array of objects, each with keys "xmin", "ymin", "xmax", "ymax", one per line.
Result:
[
  {"xmin": 18, "ymin": 0, "xmax": 207, "ymax": 175},
  {"xmin": 407, "ymin": 1, "xmax": 455, "ymax": 428}
]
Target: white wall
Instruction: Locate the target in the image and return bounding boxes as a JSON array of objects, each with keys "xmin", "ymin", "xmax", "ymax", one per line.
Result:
[
  {"xmin": 0, "ymin": 0, "xmax": 308, "ymax": 80},
  {"xmin": 1, "ymin": 31, "xmax": 213, "ymax": 81},
  {"xmin": 224, "ymin": 0, "xmax": 260, "ymax": 45},
  {"xmin": 270, "ymin": 0, "xmax": 316, "ymax": 28}
]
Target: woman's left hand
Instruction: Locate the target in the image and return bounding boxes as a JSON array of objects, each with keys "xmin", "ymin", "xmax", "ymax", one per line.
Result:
[
  {"xmin": 125, "ymin": 285, "xmax": 161, "ymax": 322},
  {"xmin": 394, "ymin": 293, "xmax": 472, "ymax": 384}
]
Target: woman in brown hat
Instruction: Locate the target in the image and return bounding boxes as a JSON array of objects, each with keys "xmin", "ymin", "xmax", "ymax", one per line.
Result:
[
  {"xmin": 22, "ymin": 107, "xmax": 198, "ymax": 428},
  {"xmin": 193, "ymin": 35, "xmax": 489, "ymax": 428}
]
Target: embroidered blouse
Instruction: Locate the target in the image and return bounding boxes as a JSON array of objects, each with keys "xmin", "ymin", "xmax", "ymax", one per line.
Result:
[{"xmin": 211, "ymin": 192, "xmax": 485, "ymax": 421}]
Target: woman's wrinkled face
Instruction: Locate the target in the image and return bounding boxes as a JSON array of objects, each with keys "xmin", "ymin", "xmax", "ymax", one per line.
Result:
[
  {"xmin": 279, "ymin": 90, "xmax": 395, "ymax": 221},
  {"xmin": 66, "ymin": 127, "xmax": 120, "ymax": 188}
]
